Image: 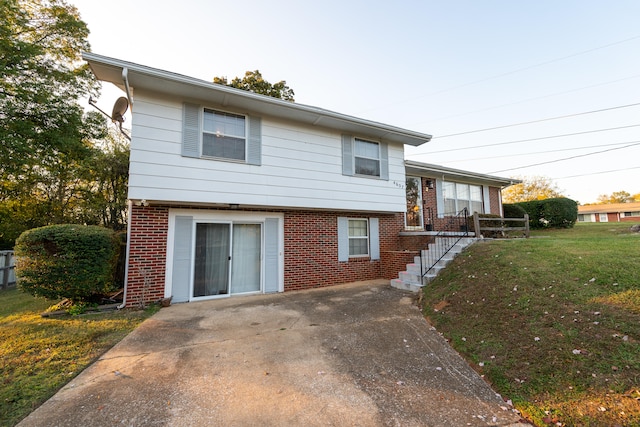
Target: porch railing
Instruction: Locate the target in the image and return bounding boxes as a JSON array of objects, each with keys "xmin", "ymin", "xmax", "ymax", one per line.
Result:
[{"xmin": 420, "ymin": 208, "xmax": 469, "ymax": 279}]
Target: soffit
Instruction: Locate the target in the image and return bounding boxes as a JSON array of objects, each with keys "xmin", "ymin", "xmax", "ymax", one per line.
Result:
[
  {"xmin": 83, "ymin": 53, "xmax": 432, "ymax": 147},
  {"xmin": 405, "ymin": 160, "xmax": 519, "ymax": 187}
]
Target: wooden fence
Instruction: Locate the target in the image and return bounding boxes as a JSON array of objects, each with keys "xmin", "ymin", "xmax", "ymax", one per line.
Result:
[
  {"xmin": 473, "ymin": 214, "xmax": 530, "ymax": 238},
  {"xmin": 0, "ymin": 250, "xmax": 16, "ymax": 289}
]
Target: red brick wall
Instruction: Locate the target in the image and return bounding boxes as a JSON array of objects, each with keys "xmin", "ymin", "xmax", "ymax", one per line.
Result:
[
  {"xmin": 125, "ymin": 206, "xmax": 408, "ymax": 305},
  {"xmin": 283, "ymin": 211, "xmax": 405, "ymax": 290},
  {"xmin": 489, "ymin": 187, "xmax": 502, "ymax": 215},
  {"xmin": 382, "ymin": 250, "xmax": 419, "ymax": 280},
  {"xmin": 126, "ymin": 205, "xmax": 169, "ymax": 307}
]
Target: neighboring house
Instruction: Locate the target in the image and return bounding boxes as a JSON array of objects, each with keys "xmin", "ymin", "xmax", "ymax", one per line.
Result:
[
  {"xmin": 578, "ymin": 202, "xmax": 640, "ymax": 223},
  {"xmin": 84, "ymin": 53, "xmax": 516, "ymax": 307}
]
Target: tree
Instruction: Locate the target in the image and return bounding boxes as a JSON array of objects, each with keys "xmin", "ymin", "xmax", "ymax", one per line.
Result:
[
  {"xmin": 0, "ymin": 0, "xmax": 109, "ymax": 248},
  {"xmin": 213, "ymin": 70, "xmax": 295, "ymax": 101},
  {"xmin": 78, "ymin": 129, "xmax": 130, "ymax": 231},
  {"xmin": 502, "ymin": 176, "xmax": 564, "ymax": 204},
  {"xmin": 595, "ymin": 191, "xmax": 633, "ymax": 204}
]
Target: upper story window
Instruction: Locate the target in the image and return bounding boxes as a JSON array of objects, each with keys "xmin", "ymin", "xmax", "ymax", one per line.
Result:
[
  {"xmin": 341, "ymin": 134, "xmax": 388, "ymax": 180},
  {"xmin": 202, "ymin": 109, "xmax": 246, "ymax": 161},
  {"xmin": 443, "ymin": 182, "xmax": 484, "ymax": 215},
  {"xmin": 354, "ymin": 139, "xmax": 380, "ymax": 177},
  {"xmin": 182, "ymin": 102, "xmax": 261, "ymax": 165}
]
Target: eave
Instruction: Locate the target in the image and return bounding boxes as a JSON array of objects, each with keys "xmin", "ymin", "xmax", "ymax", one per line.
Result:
[
  {"xmin": 405, "ymin": 160, "xmax": 520, "ymax": 188},
  {"xmin": 82, "ymin": 52, "xmax": 432, "ymax": 147}
]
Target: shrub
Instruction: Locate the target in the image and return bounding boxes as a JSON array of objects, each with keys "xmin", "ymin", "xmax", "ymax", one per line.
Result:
[
  {"xmin": 516, "ymin": 198, "xmax": 578, "ymax": 229},
  {"xmin": 470, "ymin": 213, "xmax": 504, "ymax": 238},
  {"xmin": 15, "ymin": 225, "xmax": 120, "ymax": 303},
  {"xmin": 503, "ymin": 203, "xmax": 527, "ymax": 218},
  {"xmin": 503, "ymin": 203, "xmax": 527, "ymax": 228}
]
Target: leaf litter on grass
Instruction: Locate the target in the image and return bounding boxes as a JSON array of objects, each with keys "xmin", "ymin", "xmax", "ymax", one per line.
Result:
[{"xmin": 421, "ymin": 224, "xmax": 640, "ymax": 426}]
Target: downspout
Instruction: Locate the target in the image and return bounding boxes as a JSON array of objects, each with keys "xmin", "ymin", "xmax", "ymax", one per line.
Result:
[
  {"xmin": 118, "ymin": 200, "xmax": 133, "ymax": 309},
  {"xmin": 117, "ymin": 68, "xmax": 133, "ymax": 309},
  {"xmin": 122, "ymin": 67, "xmax": 133, "ymax": 107}
]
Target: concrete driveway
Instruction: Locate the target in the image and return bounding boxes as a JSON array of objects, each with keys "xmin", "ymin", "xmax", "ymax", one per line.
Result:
[{"xmin": 19, "ymin": 280, "xmax": 528, "ymax": 427}]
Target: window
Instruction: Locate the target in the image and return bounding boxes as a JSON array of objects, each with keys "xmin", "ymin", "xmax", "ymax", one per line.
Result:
[
  {"xmin": 341, "ymin": 135, "xmax": 388, "ymax": 180},
  {"xmin": 337, "ymin": 217, "xmax": 380, "ymax": 261},
  {"xmin": 182, "ymin": 103, "xmax": 261, "ymax": 165},
  {"xmin": 202, "ymin": 109, "xmax": 246, "ymax": 161},
  {"xmin": 599, "ymin": 213, "xmax": 608, "ymax": 222},
  {"xmin": 443, "ymin": 182, "xmax": 484, "ymax": 215},
  {"xmin": 348, "ymin": 219, "xmax": 369, "ymax": 256},
  {"xmin": 354, "ymin": 139, "xmax": 380, "ymax": 177},
  {"xmin": 623, "ymin": 211, "xmax": 640, "ymax": 217}
]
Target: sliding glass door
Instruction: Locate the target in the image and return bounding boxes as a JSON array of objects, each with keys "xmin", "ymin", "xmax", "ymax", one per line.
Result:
[
  {"xmin": 194, "ymin": 223, "xmax": 231, "ymax": 297},
  {"xmin": 231, "ymin": 224, "xmax": 261, "ymax": 293},
  {"xmin": 192, "ymin": 222, "xmax": 261, "ymax": 298}
]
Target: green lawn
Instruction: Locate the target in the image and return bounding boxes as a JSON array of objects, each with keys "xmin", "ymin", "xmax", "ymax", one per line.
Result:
[
  {"xmin": 0, "ymin": 288, "xmax": 158, "ymax": 427},
  {"xmin": 421, "ymin": 222, "xmax": 640, "ymax": 426}
]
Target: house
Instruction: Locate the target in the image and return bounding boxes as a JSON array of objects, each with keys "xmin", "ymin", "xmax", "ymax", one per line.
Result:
[
  {"xmin": 84, "ymin": 53, "xmax": 516, "ymax": 307},
  {"xmin": 578, "ymin": 202, "xmax": 640, "ymax": 223}
]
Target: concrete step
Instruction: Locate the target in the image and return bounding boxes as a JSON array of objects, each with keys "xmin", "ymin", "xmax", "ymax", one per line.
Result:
[
  {"xmin": 390, "ymin": 278, "xmax": 424, "ymax": 292},
  {"xmin": 391, "ymin": 238, "xmax": 476, "ymax": 292}
]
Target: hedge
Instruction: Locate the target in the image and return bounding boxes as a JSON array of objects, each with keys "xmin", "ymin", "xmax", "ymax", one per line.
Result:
[
  {"xmin": 515, "ymin": 197, "xmax": 578, "ymax": 229},
  {"xmin": 15, "ymin": 224, "xmax": 120, "ymax": 303}
]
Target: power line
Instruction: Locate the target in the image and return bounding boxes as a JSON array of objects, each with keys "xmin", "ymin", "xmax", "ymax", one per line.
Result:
[
  {"xmin": 489, "ymin": 141, "xmax": 640, "ymax": 174},
  {"xmin": 439, "ymin": 140, "xmax": 640, "ymax": 164},
  {"xmin": 433, "ymin": 102, "xmax": 640, "ymax": 139},
  {"xmin": 358, "ymin": 34, "xmax": 640, "ymax": 114},
  {"xmin": 553, "ymin": 166, "xmax": 640, "ymax": 180},
  {"xmin": 425, "ymin": 124, "xmax": 640, "ymax": 154},
  {"xmin": 416, "ymin": 73, "xmax": 640, "ymax": 126}
]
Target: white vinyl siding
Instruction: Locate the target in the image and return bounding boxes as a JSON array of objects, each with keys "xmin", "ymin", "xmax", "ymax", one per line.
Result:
[{"xmin": 129, "ymin": 92, "xmax": 407, "ymax": 212}]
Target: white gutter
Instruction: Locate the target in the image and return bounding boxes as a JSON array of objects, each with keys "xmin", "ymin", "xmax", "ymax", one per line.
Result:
[
  {"xmin": 122, "ymin": 67, "xmax": 133, "ymax": 106},
  {"xmin": 118, "ymin": 200, "xmax": 133, "ymax": 309},
  {"xmin": 82, "ymin": 52, "xmax": 432, "ymax": 147}
]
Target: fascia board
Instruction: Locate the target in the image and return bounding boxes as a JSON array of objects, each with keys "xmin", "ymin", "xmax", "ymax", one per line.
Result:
[{"xmin": 83, "ymin": 52, "xmax": 432, "ymax": 147}]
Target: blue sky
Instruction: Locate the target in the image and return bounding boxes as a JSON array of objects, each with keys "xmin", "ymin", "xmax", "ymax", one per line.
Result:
[{"xmin": 71, "ymin": 0, "xmax": 640, "ymax": 204}]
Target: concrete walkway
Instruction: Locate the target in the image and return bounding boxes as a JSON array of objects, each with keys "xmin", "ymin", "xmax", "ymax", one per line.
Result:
[{"xmin": 19, "ymin": 280, "xmax": 528, "ymax": 427}]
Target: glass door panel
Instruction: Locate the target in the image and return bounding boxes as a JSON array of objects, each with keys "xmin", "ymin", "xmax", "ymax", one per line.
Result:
[
  {"xmin": 231, "ymin": 224, "xmax": 261, "ymax": 294},
  {"xmin": 193, "ymin": 223, "xmax": 230, "ymax": 297},
  {"xmin": 405, "ymin": 176, "xmax": 423, "ymax": 228}
]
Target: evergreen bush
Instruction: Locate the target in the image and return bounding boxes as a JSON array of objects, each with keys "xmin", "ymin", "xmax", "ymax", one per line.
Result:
[
  {"xmin": 516, "ymin": 198, "xmax": 578, "ymax": 229},
  {"xmin": 15, "ymin": 225, "xmax": 120, "ymax": 303},
  {"xmin": 503, "ymin": 203, "xmax": 527, "ymax": 228}
]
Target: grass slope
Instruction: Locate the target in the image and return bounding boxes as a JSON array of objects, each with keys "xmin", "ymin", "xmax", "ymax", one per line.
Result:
[
  {"xmin": 0, "ymin": 289, "xmax": 158, "ymax": 427},
  {"xmin": 421, "ymin": 223, "xmax": 640, "ymax": 427}
]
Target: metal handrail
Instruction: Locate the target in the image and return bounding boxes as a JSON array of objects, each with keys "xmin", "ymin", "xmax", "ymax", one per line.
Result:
[{"xmin": 420, "ymin": 208, "xmax": 469, "ymax": 279}]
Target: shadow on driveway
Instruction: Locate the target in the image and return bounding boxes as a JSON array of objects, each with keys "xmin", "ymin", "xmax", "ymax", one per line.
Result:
[{"xmin": 19, "ymin": 280, "xmax": 528, "ymax": 427}]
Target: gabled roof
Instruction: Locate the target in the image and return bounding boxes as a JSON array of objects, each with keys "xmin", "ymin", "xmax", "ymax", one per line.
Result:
[
  {"xmin": 82, "ymin": 52, "xmax": 432, "ymax": 147},
  {"xmin": 578, "ymin": 201, "xmax": 640, "ymax": 214},
  {"xmin": 404, "ymin": 160, "xmax": 519, "ymax": 188}
]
